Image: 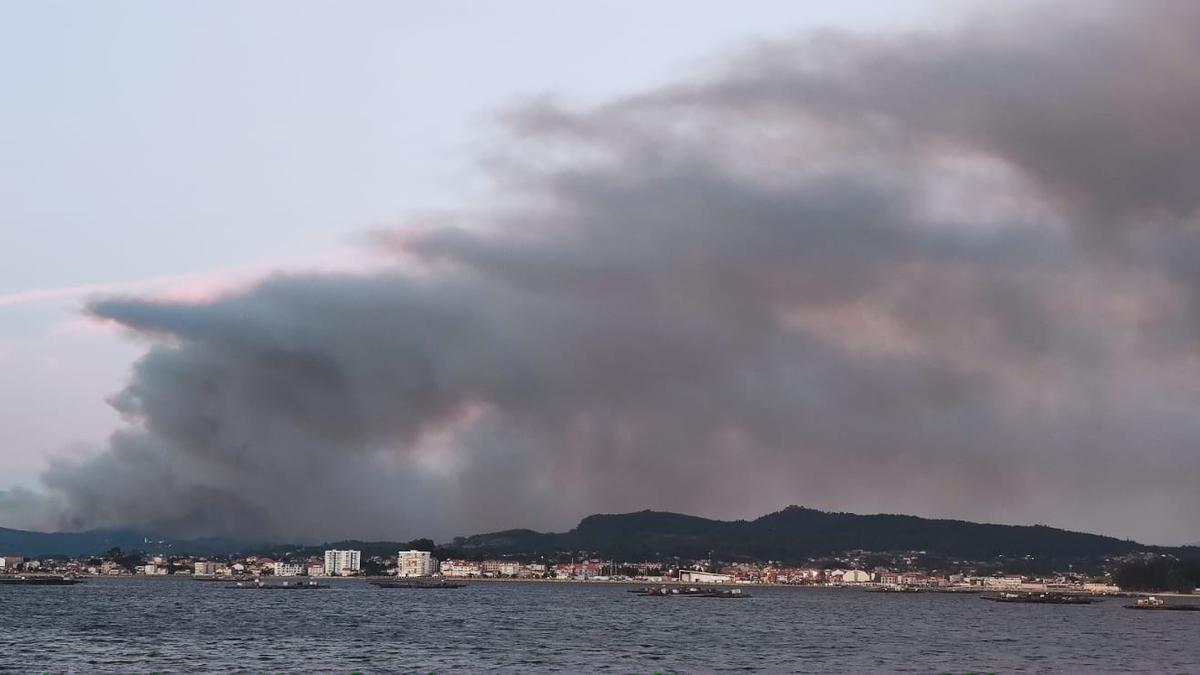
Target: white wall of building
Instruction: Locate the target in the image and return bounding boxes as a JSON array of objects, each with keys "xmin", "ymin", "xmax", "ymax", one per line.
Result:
[
  {"xmin": 679, "ymin": 571, "xmax": 733, "ymax": 583},
  {"xmin": 397, "ymin": 550, "xmax": 437, "ymax": 577},
  {"xmin": 273, "ymin": 562, "xmax": 305, "ymax": 576}
]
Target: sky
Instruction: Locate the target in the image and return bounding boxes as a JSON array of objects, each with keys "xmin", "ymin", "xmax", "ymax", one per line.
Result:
[{"xmin": 3, "ymin": 1, "xmax": 1199, "ymax": 545}]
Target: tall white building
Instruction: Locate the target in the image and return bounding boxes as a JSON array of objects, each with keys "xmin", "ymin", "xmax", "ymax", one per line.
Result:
[
  {"xmin": 324, "ymin": 550, "xmax": 361, "ymax": 576},
  {"xmin": 397, "ymin": 550, "xmax": 437, "ymax": 577}
]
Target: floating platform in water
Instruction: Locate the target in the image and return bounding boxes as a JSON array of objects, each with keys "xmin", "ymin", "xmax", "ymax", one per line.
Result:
[
  {"xmin": 634, "ymin": 586, "xmax": 748, "ymax": 598},
  {"xmin": 982, "ymin": 592, "xmax": 1099, "ymax": 605},
  {"xmin": 1124, "ymin": 597, "xmax": 1200, "ymax": 611},
  {"xmin": 228, "ymin": 581, "xmax": 328, "ymax": 589},
  {"xmin": 370, "ymin": 580, "xmax": 466, "ymax": 589},
  {"xmin": 0, "ymin": 576, "xmax": 85, "ymax": 586}
]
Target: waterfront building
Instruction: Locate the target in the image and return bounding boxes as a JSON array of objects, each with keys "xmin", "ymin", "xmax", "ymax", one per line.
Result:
[
  {"xmin": 980, "ymin": 575, "xmax": 1024, "ymax": 589},
  {"xmin": 679, "ymin": 570, "xmax": 733, "ymax": 584},
  {"xmin": 307, "ymin": 564, "xmax": 325, "ymax": 577},
  {"xmin": 396, "ymin": 550, "xmax": 437, "ymax": 577},
  {"xmin": 273, "ymin": 562, "xmax": 305, "ymax": 577},
  {"xmin": 439, "ymin": 559, "xmax": 482, "ymax": 577},
  {"xmin": 194, "ymin": 561, "xmax": 219, "ymax": 576},
  {"xmin": 0, "ymin": 555, "xmax": 24, "ymax": 570},
  {"xmin": 479, "ymin": 559, "xmax": 522, "ymax": 577},
  {"xmin": 842, "ymin": 569, "xmax": 872, "ymax": 583},
  {"xmin": 324, "ymin": 550, "xmax": 361, "ymax": 576}
]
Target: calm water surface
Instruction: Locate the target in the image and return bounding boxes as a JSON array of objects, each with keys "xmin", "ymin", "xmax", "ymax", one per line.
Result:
[{"xmin": 1, "ymin": 577, "xmax": 1198, "ymax": 672}]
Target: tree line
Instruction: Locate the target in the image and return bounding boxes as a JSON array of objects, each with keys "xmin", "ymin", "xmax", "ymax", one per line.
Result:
[{"xmin": 1113, "ymin": 557, "xmax": 1200, "ymax": 593}]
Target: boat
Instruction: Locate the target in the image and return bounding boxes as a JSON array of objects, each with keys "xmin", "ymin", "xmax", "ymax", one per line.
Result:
[
  {"xmin": 981, "ymin": 591, "xmax": 1099, "ymax": 605},
  {"xmin": 1124, "ymin": 596, "xmax": 1200, "ymax": 611},
  {"xmin": 370, "ymin": 580, "xmax": 466, "ymax": 589},
  {"xmin": 635, "ymin": 586, "xmax": 748, "ymax": 598},
  {"xmin": 0, "ymin": 575, "xmax": 85, "ymax": 586}
]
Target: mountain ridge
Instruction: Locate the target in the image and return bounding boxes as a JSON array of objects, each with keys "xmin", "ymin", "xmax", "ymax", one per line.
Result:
[
  {"xmin": 2, "ymin": 506, "xmax": 1190, "ymax": 561},
  {"xmin": 450, "ymin": 505, "xmax": 1158, "ymax": 562}
]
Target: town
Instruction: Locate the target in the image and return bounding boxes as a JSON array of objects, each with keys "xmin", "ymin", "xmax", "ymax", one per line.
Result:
[{"xmin": 6, "ymin": 547, "xmax": 1194, "ymax": 595}]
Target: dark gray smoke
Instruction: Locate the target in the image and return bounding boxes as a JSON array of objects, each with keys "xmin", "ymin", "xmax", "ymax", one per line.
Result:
[{"xmin": 4, "ymin": 1, "xmax": 1200, "ymax": 543}]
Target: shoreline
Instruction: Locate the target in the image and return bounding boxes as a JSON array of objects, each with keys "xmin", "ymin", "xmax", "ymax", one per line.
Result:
[{"xmin": 15, "ymin": 573, "xmax": 1198, "ymax": 598}]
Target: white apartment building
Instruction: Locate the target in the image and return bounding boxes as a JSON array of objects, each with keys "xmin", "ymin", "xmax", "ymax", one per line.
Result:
[
  {"xmin": 396, "ymin": 550, "xmax": 437, "ymax": 577},
  {"xmin": 324, "ymin": 550, "xmax": 361, "ymax": 576},
  {"xmin": 0, "ymin": 556, "xmax": 25, "ymax": 570},
  {"xmin": 273, "ymin": 562, "xmax": 305, "ymax": 577},
  {"xmin": 194, "ymin": 561, "xmax": 219, "ymax": 576}
]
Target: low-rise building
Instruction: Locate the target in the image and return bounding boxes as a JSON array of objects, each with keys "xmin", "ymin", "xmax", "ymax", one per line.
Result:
[
  {"xmin": 273, "ymin": 562, "xmax": 305, "ymax": 577},
  {"xmin": 980, "ymin": 575, "xmax": 1024, "ymax": 589},
  {"xmin": 679, "ymin": 570, "xmax": 733, "ymax": 584},
  {"xmin": 439, "ymin": 560, "xmax": 482, "ymax": 578},
  {"xmin": 481, "ymin": 560, "xmax": 521, "ymax": 577},
  {"xmin": 842, "ymin": 569, "xmax": 872, "ymax": 584}
]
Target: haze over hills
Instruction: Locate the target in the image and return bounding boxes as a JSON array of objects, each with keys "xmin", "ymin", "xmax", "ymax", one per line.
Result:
[
  {"xmin": 0, "ymin": 526, "xmax": 253, "ymax": 558},
  {"xmin": 3, "ymin": 506, "xmax": 1191, "ymax": 562}
]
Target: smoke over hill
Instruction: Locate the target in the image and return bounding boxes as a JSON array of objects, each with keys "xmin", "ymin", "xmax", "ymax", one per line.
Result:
[{"xmin": 3, "ymin": 2, "xmax": 1200, "ymax": 544}]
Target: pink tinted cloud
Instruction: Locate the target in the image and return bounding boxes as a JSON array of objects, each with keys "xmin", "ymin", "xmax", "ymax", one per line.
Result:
[{"xmin": 4, "ymin": 245, "xmax": 389, "ymax": 312}]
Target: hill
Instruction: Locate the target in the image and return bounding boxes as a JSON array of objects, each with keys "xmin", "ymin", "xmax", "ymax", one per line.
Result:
[
  {"xmin": 0, "ymin": 526, "xmax": 253, "ymax": 557},
  {"xmin": 450, "ymin": 506, "xmax": 1157, "ymax": 563},
  {"xmin": 1, "ymin": 506, "xmax": 1188, "ymax": 564}
]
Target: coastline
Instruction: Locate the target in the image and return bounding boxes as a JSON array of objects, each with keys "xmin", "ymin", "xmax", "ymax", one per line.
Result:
[{"xmin": 15, "ymin": 573, "xmax": 1198, "ymax": 598}]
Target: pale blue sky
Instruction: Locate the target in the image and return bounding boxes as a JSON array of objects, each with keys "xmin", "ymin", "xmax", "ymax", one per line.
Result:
[{"xmin": 0, "ymin": 1, "xmax": 955, "ymax": 485}]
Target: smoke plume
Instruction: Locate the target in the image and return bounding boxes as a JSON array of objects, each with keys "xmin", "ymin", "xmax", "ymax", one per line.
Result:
[{"xmin": 4, "ymin": 1, "xmax": 1200, "ymax": 543}]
